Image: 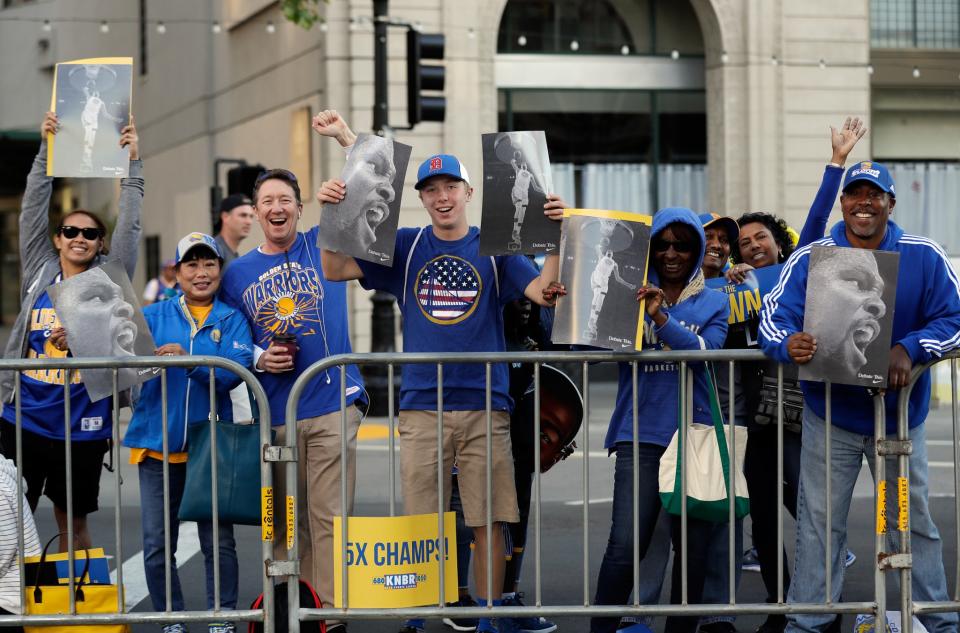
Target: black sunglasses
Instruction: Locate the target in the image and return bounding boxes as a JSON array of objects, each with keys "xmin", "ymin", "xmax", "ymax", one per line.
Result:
[
  {"xmin": 652, "ymin": 238, "xmax": 694, "ymax": 254},
  {"xmin": 58, "ymin": 225, "xmax": 104, "ymax": 240},
  {"xmin": 254, "ymin": 168, "xmax": 298, "ymax": 185}
]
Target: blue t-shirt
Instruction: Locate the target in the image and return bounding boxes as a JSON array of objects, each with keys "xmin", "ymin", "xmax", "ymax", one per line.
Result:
[
  {"xmin": 1, "ymin": 291, "xmax": 111, "ymax": 440},
  {"xmin": 357, "ymin": 226, "xmax": 538, "ymax": 412},
  {"xmin": 219, "ymin": 227, "xmax": 364, "ymax": 425}
]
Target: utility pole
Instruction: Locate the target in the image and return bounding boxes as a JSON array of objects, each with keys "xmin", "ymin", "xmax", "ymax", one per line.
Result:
[{"xmin": 365, "ymin": 0, "xmax": 397, "ymax": 416}]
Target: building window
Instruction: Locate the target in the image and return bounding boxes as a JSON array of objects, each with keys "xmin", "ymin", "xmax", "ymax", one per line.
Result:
[{"xmin": 871, "ymin": 0, "xmax": 960, "ymax": 48}]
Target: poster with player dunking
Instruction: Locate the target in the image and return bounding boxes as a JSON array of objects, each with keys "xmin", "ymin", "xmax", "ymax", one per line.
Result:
[
  {"xmin": 552, "ymin": 209, "xmax": 652, "ymax": 351},
  {"xmin": 479, "ymin": 131, "xmax": 558, "ymax": 255},
  {"xmin": 48, "ymin": 57, "xmax": 133, "ymax": 178},
  {"xmin": 799, "ymin": 245, "xmax": 900, "ymax": 388}
]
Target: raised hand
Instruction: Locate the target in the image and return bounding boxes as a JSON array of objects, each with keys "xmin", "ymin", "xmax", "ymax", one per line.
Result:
[
  {"xmin": 316, "ymin": 178, "xmax": 347, "ymax": 205},
  {"xmin": 830, "ymin": 116, "xmax": 867, "ymax": 166},
  {"xmin": 119, "ymin": 115, "xmax": 139, "ymax": 161},
  {"xmin": 312, "ymin": 109, "xmax": 356, "ymax": 147},
  {"xmin": 41, "ymin": 111, "xmax": 59, "ymax": 138},
  {"xmin": 637, "ymin": 284, "xmax": 666, "ymax": 322}
]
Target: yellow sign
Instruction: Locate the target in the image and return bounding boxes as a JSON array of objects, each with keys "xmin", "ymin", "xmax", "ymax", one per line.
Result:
[
  {"xmin": 897, "ymin": 476, "xmax": 909, "ymax": 532},
  {"xmin": 286, "ymin": 496, "xmax": 296, "ymax": 550},
  {"xmin": 333, "ymin": 512, "xmax": 458, "ymax": 608},
  {"xmin": 875, "ymin": 480, "xmax": 887, "ymax": 534},
  {"xmin": 261, "ymin": 487, "xmax": 274, "ymax": 542}
]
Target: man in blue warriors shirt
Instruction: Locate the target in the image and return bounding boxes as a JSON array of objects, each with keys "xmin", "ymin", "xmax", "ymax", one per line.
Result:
[
  {"xmin": 220, "ymin": 160, "xmax": 365, "ymax": 632},
  {"xmin": 314, "ymin": 110, "xmax": 565, "ymax": 633}
]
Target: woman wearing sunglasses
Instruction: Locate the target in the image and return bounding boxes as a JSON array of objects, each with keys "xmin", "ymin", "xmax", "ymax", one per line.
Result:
[
  {"xmin": 0, "ymin": 111, "xmax": 142, "ymax": 552},
  {"xmin": 591, "ymin": 207, "xmax": 730, "ymax": 633}
]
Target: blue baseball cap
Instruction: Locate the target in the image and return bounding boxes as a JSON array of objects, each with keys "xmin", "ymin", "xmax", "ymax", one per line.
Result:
[
  {"xmin": 698, "ymin": 212, "xmax": 739, "ymax": 243},
  {"xmin": 175, "ymin": 232, "xmax": 221, "ymax": 263},
  {"xmin": 414, "ymin": 154, "xmax": 471, "ymax": 190},
  {"xmin": 842, "ymin": 161, "xmax": 896, "ymax": 198}
]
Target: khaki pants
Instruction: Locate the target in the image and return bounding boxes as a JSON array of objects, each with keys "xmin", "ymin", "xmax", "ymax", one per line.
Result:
[
  {"xmin": 399, "ymin": 410, "xmax": 519, "ymax": 527},
  {"xmin": 272, "ymin": 406, "xmax": 360, "ymax": 610}
]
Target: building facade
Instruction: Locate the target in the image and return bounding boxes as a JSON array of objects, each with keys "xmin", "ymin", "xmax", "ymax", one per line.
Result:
[{"xmin": 0, "ymin": 0, "xmax": 957, "ymax": 347}]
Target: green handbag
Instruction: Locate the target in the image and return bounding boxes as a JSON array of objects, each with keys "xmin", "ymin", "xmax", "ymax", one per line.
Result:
[{"xmin": 178, "ymin": 419, "xmax": 269, "ymax": 526}]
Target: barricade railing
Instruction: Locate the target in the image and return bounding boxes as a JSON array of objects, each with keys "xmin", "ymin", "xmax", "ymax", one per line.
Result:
[
  {"xmin": 283, "ymin": 348, "xmax": 950, "ymax": 631},
  {"xmin": 893, "ymin": 351, "xmax": 960, "ymax": 633},
  {"xmin": 0, "ymin": 355, "xmax": 275, "ymax": 633}
]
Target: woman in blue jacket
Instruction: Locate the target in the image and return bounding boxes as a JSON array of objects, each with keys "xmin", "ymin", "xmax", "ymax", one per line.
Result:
[
  {"xmin": 123, "ymin": 233, "xmax": 253, "ymax": 633},
  {"xmin": 591, "ymin": 207, "xmax": 730, "ymax": 633}
]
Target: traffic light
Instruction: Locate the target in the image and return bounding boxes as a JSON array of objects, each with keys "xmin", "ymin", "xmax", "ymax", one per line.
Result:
[
  {"xmin": 406, "ymin": 29, "xmax": 445, "ymax": 126},
  {"xmin": 227, "ymin": 164, "xmax": 266, "ymax": 198}
]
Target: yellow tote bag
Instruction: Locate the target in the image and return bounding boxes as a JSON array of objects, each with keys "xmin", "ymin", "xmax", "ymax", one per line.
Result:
[{"xmin": 24, "ymin": 535, "xmax": 128, "ymax": 633}]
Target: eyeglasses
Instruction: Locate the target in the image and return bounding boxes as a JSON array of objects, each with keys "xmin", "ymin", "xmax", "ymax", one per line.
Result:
[
  {"xmin": 58, "ymin": 226, "xmax": 104, "ymax": 240},
  {"xmin": 254, "ymin": 168, "xmax": 298, "ymax": 185},
  {"xmin": 652, "ymin": 238, "xmax": 694, "ymax": 254}
]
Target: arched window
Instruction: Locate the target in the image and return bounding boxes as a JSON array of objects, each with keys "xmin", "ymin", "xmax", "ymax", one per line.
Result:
[{"xmin": 497, "ymin": 0, "xmax": 634, "ymax": 54}]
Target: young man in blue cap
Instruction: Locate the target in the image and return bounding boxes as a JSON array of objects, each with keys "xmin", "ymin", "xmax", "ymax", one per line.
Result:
[
  {"xmin": 760, "ymin": 161, "xmax": 960, "ymax": 633},
  {"xmin": 313, "ymin": 110, "xmax": 564, "ymax": 633}
]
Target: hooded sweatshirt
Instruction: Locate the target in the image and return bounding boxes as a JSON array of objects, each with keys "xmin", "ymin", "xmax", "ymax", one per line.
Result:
[
  {"xmin": 605, "ymin": 207, "xmax": 731, "ymax": 449},
  {"xmin": 760, "ymin": 220, "xmax": 960, "ymax": 434}
]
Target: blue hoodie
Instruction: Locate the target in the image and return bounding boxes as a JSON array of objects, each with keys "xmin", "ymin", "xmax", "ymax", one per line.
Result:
[
  {"xmin": 605, "ymin": 207, "xmax": 731, "ymax": 449},
  {"xmin": 123, "ymin": 296, "xmax": 254, "ymax": 454},
  {"xmin": 760, "ymin": 220, "xmax": 960, "ymax": 434}
]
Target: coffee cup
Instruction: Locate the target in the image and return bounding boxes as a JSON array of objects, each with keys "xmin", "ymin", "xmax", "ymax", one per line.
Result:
[{"xmin": 272, "ymin": 333, "xmax": 298, "ymax": 366}]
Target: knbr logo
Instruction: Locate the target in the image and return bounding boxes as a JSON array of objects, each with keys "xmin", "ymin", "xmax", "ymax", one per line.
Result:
[
  {"xmin": 430, "ymin": 156, "xmax": 443, "ymax": 171},
  {"xmin": 374, "ymin": 573, "xmax": 426, "ymax": 589}
]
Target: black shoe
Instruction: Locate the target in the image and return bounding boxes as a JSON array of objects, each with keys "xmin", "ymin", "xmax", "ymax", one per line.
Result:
[
  {"xmin": 700, "ymin": 623, "xmax": 737, "ymax": 633},
  {"xmin": 755, "ymin": 615, "xmax": 786, "ymax": 633},
  {"xmin": 326, "ymin": 625, "xmax": 347, "ymax": 633},
  {"xmin": 442, "ymin": 596, "xmax": 480, "ymax": 632}
]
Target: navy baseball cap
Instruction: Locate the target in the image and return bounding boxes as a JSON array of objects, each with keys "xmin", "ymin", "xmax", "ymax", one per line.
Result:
[
  {"xmin": 842, "ymin": 161, "xmax": 896, "ymax": 198},
  {"xmin": 698, "ymin": 212, "xmax": 739, "ymax": 243},
  {"xmin": 415, "ymin": 154, "xmax": 471, "ymax": 190}
]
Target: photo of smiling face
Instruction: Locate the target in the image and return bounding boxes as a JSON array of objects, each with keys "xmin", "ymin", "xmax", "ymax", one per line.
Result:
[
  {"xmin": 800, "ymin": 246, "xmax": 900, "ymax": 387},
  {"xmin": 317, "ymin": 134, "xmax": 412, "ymax": 265}
]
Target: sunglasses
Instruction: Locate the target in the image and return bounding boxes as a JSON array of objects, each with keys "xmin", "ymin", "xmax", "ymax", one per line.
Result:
[
  {"xmin": 58, "ymin": 226, "xmax": 104, "ymax": 240},
  {"xmin": 652, "ymin": 238, "xmax": 694, "ymax": 254},
  {"xmin": 254, "ymin": 168, "xmax": 298, "ymax": 185}
]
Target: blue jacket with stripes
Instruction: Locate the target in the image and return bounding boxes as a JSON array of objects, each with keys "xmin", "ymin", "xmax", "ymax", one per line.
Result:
[{"xmin": 759, "ymin": 220, "xmax": 960, "ymax": 434}]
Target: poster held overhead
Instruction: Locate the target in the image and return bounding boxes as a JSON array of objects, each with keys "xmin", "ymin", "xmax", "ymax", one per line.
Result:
[
  {"xmin": 48, "ymin": 57, "xmax": 133, "ymax": 178},
  {"xmin": 479, "ymin": 131, "xmax": 558, "ymax": 255},
  {"xmin": 799, "ymin": 245, "xmax": 900, "ymax": 388},
  {"xmin": 552, "ymin": 209, "xmax": 652, "ymax": 351},
  {"xmin": 47, "ymin": 260, "xmax": 157, "ymax": 401},
  {"xmin": 317, "ymin": 134, "xmax": 412, "ymax": 266}
]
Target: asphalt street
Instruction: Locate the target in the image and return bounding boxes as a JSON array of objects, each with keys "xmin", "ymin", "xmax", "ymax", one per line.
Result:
[{"xmin": 25, "ymin": 380, "xmax": 960, "ymax": 633}]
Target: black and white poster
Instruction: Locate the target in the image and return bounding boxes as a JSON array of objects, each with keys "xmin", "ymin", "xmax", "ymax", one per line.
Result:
[
  {"xmin": 49, "ymin": 57, "xmax": 133, "ymax": 178},
  {"xmin": 48, "ymin": 260, "xmax": 157, "ymax": 401},
  {"xmin": 552, "ymin": 209, "xmax": 653, "ymax": 351},
  {"xmin": 799, "ymin": 246, "xmax": 900, "ymax": 388},
  {"xmin": 317, "ymin": 133, "xmax": 412, "ymax": 266},
  {"xmin": 479, "ymin": 131, "xmax": 558, "ymax": 255}
]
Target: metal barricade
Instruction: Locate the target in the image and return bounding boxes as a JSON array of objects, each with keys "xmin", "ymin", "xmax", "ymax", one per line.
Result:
[
  {"xmin": 281, "ymin": 348, "xmax": 941, "ymax": 632},
  {"xmin": 0, "ymin": 355, "xmax": 275, "ymax": 633}
]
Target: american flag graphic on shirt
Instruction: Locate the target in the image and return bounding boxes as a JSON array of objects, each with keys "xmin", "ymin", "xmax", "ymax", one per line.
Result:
[{"xmin": 415, "ymin": 255, "xmax": 482, "ymax": 324}]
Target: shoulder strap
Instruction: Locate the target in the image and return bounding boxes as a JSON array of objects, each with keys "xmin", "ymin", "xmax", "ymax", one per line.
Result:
[
  {"xmin": 490, "ymin": 256, "xmax": 500, "ymax": 298},
  {"xmin": 402, "ymin": 227, "xmax": 426, "ymax": 307}
]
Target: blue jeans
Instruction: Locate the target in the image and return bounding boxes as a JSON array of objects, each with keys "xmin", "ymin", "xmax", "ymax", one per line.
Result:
[
  {"xmin": 592, "ymin": 443, "xmax": 715, "ymax": 633},
  {"xmin": 138, "ymin": 459, "xmax": 238, "ymax": 612},
  {"xmin": 634, "ymin": 494, "xmax": 743, "ymax": 627},
  {"xmin": 786, "ymin": 406, "xmax": 957, "ymax": 633}
]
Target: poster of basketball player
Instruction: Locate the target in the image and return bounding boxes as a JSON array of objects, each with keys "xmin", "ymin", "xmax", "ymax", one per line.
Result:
[
  {"xmin": 479, "ymin": 131, "xmax": 558, "ymax": 256},
  {"xmin": 799, "ymin": 246, "xmax": 900, "ymax": 388},
  {"xmin": 317, "ymin": 134, "xmax": 412, "ymax": 265},
  {"xmin": 48, "ymin": 57, "xmax": 133, "ymax": 178},
  {"xmin": 48, "ymin": 260, "xmax": 157, "ymax": 401},
  {"xmin": 552, "ymin": 209, "xmax": 652, "ymax": 350}
]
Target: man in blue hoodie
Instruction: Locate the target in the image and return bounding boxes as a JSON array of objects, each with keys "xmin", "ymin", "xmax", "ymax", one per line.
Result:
[{"xmin": 760, "ymin": 162, "xmax": 960, "ymax": 633}]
